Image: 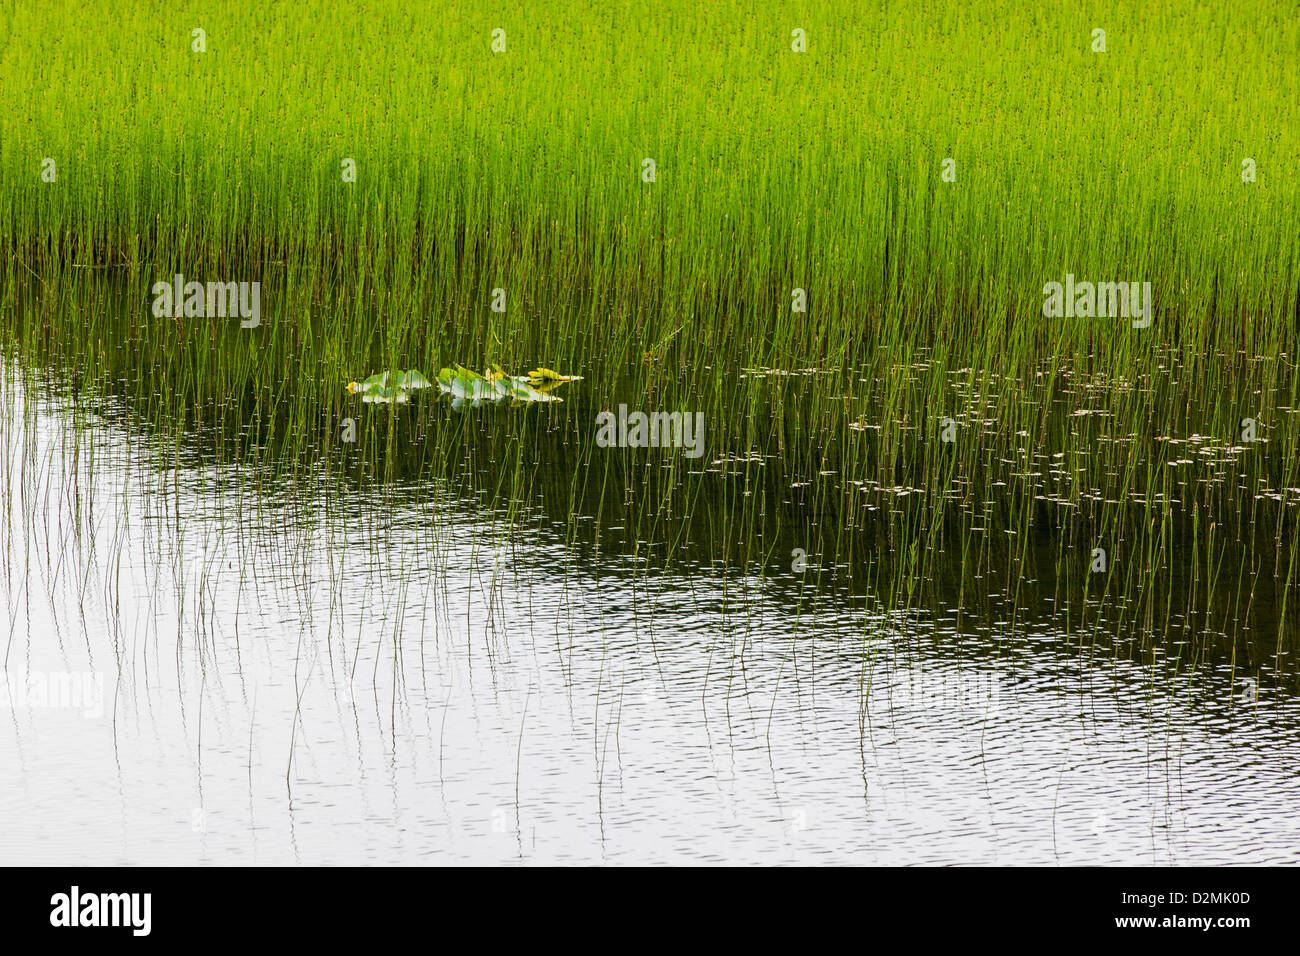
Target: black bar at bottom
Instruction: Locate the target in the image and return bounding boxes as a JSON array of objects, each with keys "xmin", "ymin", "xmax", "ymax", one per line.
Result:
[{"xmin": 0, "ymin": 866, "xmax": 1286, "ymax": 943}]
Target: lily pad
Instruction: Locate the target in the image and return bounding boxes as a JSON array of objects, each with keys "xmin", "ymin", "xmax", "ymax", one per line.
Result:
[
  {"xmin": 348, "ymin": 369, "xmax": 432, "ymax": 404},
  {"xmin": 435, "ymin": 365, "xmax": 580, "ymax": 406},
  {"xmin": 526, "ymin": 367, "xmax": 583, "ymax": 386},
  {"xmin": 394, "ymin": 370, "xmax": 433, "ymax": 390},
  {"xmin": 350, "ymin": 365, "xmax": 580, "ymax": 408}
]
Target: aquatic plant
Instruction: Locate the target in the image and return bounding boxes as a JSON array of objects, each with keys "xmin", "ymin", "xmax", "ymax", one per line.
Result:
[
  {"xmin": 1, "ymin": 0, "xmax": 1296, "ymax": 389},
  {"xmin": 1, "ymin": 0, "xmax": 1298, "ymax": 667},
  {"xmin": 436, "ymin": 365, "xmax": 581, "ymax": 406},
  {"xmin": 347, "ymin": 370, "xmax": 434, "ymax": 404}
]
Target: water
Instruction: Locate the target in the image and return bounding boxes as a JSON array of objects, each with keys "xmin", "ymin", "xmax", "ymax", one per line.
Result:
[{"xmin": 3, "ymin": 369, "xmax": 1299, "ymax": 865}]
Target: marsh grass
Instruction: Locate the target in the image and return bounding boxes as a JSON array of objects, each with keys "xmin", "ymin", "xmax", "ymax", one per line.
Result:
[
  {"xmin": 4, "ymin": 277, "xmax": 1297, "ymax": 694},
  {"xmin": 3, "ymin": 2, "xmax": 1298, "ymax": 373},
  {"xmin": 2, "ymin": 1, "xmax": 1299, "ymax": 688}
]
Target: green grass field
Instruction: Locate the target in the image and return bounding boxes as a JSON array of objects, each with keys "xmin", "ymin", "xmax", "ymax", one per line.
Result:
[{"xmin": 4, "ymin": 0, "xmax": 1298, "ymax": 372}]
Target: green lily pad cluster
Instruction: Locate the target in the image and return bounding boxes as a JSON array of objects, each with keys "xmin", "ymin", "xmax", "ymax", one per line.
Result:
[
  {"xmin": 347, "ymin": 366, "xmax": 581, "ymax": 407},
  {"xmin": 347, "ymin": 370, "xmax": 434, "ymax": 404},
  {"xmin": 436, "ymin": 365, "xmax": 582, "ymax": 407}
]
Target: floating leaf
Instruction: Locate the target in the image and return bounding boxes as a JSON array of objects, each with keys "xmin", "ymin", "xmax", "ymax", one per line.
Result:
[
  {"xmin": 352, "ymin": 371, "xmax": 391, "ymax": 395},
  {"xmin": 360, "ymin": 386, "xmax": 410, "ymax": 404},
  {"xmin": 434, "ymin": 364, "xmax": 579, "ymax": 406},
  {"xmin": 349, "ymin": 369, "xmax": 430, "ymax": 403},
  {"xmin": 526, "ymin": 367, "xmax": 583, "ymax": 385},
  {"xmin": 396, "ymin": 370, "xmax": 433, "ymax": 390},
  {"xmin": 354, "ymin": 365, "xmax": 579, "ymax": 409}
]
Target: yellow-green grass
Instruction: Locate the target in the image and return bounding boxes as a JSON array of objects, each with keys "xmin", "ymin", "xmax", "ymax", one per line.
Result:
[{"xmin": 2, "ymin": 0, "xmax": 1298, "ymax": 376}]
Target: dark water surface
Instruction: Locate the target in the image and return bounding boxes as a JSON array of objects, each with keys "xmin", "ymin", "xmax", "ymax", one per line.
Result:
[{"xmin": 4, "ymin": 357, "xmax": 1299, "ymax": 865}]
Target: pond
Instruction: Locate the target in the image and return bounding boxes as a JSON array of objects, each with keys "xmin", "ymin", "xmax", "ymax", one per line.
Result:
[{"xmin": 3, "ymin": 329, "xmax": 1298, "ymax": 865}]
